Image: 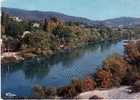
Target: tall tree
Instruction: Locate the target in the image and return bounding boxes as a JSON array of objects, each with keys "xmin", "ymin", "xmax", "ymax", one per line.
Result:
[{"xmin": 43, "ymin": 18, "xmax": 48, "ymax": 31}]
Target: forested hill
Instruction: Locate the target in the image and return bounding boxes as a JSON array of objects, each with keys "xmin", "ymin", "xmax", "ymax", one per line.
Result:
[
  {"xmin": 2, "ymin": 7, "xmax": 140, "ymax": 28},
  {"xmin": 2, "ymin": 7, "xmax": 97, "ymax": 25},
  {"xmin": 103, "ymin": 17, "xmax": 140, "ymax": 28}
]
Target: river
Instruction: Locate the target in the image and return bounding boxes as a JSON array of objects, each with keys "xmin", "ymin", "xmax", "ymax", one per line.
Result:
[{"xmin": 1, "ymin": 40, "xmax": 125, "ymax": 97}]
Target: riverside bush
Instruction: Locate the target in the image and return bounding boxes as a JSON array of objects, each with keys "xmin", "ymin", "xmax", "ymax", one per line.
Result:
[
  {"xmin": 102, "ymin": 54, "xmax": 129, "ymax": 86},
  {"xmin": 124, "ymin": 40, "xmax": 140, "ymax": 65},
  {"xmin": 95, "ymin": 69, "xmax": 113, "ymax": 88}
]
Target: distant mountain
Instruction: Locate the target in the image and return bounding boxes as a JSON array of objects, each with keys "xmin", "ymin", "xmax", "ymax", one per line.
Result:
[
  {"xmin": 2, "ymin": 7, "xmax": 140, "ymax": 28},
  {"xmin": 2, "ymin": 7, "xmax": 97, "ymax": 25},
  {"xmin": 103, "ymin": 17, "xmax": 140, "ymax": 28}
]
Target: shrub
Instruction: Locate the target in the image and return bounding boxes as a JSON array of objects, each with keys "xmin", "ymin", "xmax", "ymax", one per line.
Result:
[
  {"xmin": 124, "ymin": 40, "xmax": 140, "ymax": 64},
  {"xmin": 71, "ymin": 80, "xmax": 83, "ymax": 93},
  {"xmin": 102, "ymin": 54, "xmax": 129, "ymax": 86},
  {"xmin": 57, "ymin": 80, "xmax": 83, "ymax": 98},
  {"xmin": 82, "ymin": 76, "xmax": 96, "ymax": 92},
  {"xmin": 122, "ymin": 66, "xmax": 140, "ymax": 85},
  {"xmin": 32, "ymin": 85, "xmax": 57, "ymax": 98},
  {"xmin": 57, "ymin": 85, "xmax": 77, "ymax": 98},
  {"xmin": 32, "ymin": 85, "xmax": 46, "ymax": 98},
  {"xmin": 95, "ymin": 69, "xmax": 113, "ymax": 88},
  {"xmin": 57, "ymin": 77, "xmax": 96, "ymax": 98},
  {"xmin": 129, "ymin": 80, "xmax": 140, "ymax": 93}
]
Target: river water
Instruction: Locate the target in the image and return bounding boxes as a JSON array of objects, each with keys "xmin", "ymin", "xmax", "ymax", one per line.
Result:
[{"xmin": 1, "ymin": 40, "xmax": 125, "ymax": 97}]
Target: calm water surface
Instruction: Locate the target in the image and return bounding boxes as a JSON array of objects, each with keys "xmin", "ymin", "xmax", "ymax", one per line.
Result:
[{"xmin": 1, "ymin": 40, "xmax": 125, "ymax": 96}]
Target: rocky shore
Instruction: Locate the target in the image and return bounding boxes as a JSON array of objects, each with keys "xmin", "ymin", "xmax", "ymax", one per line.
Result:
[{"xmin": 77, "ymin": 86, "xmax": 140, "ymax": 99}]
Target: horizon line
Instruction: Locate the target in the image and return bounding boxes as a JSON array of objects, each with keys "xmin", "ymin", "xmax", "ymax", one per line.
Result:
[{"xmin": 2, "ymin": 6, "xmax": 140, "ymax": 21}]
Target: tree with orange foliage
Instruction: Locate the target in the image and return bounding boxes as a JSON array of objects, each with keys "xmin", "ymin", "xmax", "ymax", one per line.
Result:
[
  {"xmin": 124, "ymin": 40, "xmax": 140, "ymax": 64},
  {"xmin": 96, "ymin": 69, "xmax": 113, "ymax": 88}
]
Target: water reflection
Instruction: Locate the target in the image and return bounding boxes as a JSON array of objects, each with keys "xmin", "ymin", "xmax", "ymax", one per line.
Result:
[
  {"xmin": 1, "ymin": 40, "xmax": 123, "ymax": 96},
  {"xmin": 2, "ymin": 40, "xmax": 119, "ymax": 79},
  {"xmin": 2, "ymin": 59, "xmax": 49, "ymax": 79},
  {"xmin": 2, "ymin": 40, "xmax": 121, "ymax": 80}
]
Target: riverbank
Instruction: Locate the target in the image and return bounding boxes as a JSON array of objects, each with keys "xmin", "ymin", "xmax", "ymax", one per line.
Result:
[
  {"xmin": 1, "ymin": 52, "xmax": 24, "ymax": 64},
  {"xmin": 77, "ymin": 86, "xmax": 140, "ymax": 99},
  {"xmin": 3, "ymin": 86, "xmax": 140, "ymax": 99},
  {"xmin": 1, "ymin": 38, "xmax": 127, "ymax": 64}
]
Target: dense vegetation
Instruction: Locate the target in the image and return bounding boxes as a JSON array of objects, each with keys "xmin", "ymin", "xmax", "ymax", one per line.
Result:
[{"xmin": 2, "ymin": 12, "xmax": 140, "ymax": 57}]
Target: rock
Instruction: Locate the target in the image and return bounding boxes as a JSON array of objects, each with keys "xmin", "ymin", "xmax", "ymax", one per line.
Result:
[
  {"xmin": 77, "ymin": 86, "xmax": 140, "ymax": 99},
  {"xmin": 134, "ymin": 80, "xmax": 140, "ymax": 87},
  {"xmin": 89, "ymin": 95, "xmax": 103, "ymax": 99},
  {"xmin": 130, "ymin": 80, "xmax": 140, "ymax": 93}
]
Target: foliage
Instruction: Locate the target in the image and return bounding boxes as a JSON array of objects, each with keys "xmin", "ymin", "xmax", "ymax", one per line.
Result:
[
  {"xmin": 2, "ymin": 14, "xmax": 138, "ymax": 53},
  {"xmin": 98, "ymin": 54, "xmax": 129, "ymax": 87},
  {"xmin": 82, "ymin": 76, "xmax": 96, "ymax": 91},
  {"xmin": 52, "ymin": 26, "xmax": 72, "ymax": 38},
  {"xmin": 95, "ymin": 69, "xmax": 113, "ymax": 88},
  {"xmin": 57, "ymin": 79, "xmax": 83, "ymax": 98},
  {"xmin": 22, "ymin": 31, "xmax": 52, "ymax": 51},
  {"xmin": 124, "ymin": 40, "xmax": 140, "ymax": 64},
  {"xmin": 43, "ymin": 17, "xmax": 63, "ymax": 32},
  {"xmin": 6, "ymin": 21, "xmax": 29, "ymax": 38}
]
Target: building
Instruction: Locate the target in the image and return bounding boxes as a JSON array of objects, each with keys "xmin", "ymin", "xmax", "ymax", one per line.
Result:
[
  {"xmin": 33, "ymin": 23, "xmax": 40, "ymax": 28},
  {"xmin": 22, "ymin": 31, "xmax": 31, "ymax": 38},
  {"xmin": 9, "ymin": 16, "xmax": 23, "ymax": 22}
]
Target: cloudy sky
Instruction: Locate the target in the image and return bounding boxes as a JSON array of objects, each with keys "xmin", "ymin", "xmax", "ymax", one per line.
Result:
[{"xmin": 2, "ymin": 0, "xmax": 140, "ymax": 20}]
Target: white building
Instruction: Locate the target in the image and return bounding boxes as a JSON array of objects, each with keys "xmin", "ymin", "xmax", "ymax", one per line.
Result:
[
  {"xmin": 9, "ymin": 16, "xmax": 23, "ymax": 22},
  {"xmin": 22, "ymin": 31, "xmax": 31, "ymax": 38},
  {"xmin": 33, "ymin": 23, "xmax": 40, "ymax": 28}
]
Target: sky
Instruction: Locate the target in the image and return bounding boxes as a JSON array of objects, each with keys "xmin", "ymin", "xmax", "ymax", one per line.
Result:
[{"xmin": 1, "ymin": 0, "xmax": 140, "ymax": 20}]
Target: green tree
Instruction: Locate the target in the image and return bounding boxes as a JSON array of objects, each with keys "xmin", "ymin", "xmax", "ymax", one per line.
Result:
[
  {"xmin": 22, "ymin": 31, "xmax": 51, "ymax": 50},
  {"xmin": 43, "ymin": 18, "xmax": 48, "ymax": 31},
  {"xmin": 6, "ymin": 21, "xmax": 29, "ymax": 38}
]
